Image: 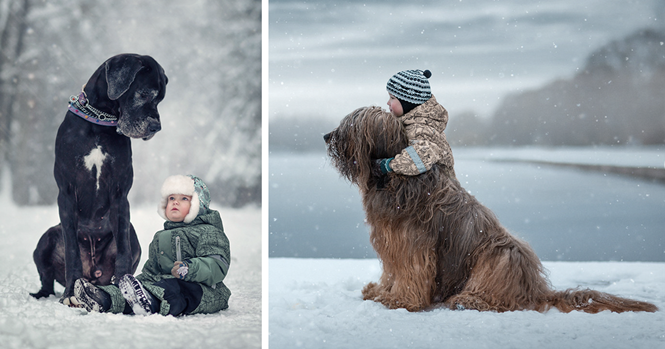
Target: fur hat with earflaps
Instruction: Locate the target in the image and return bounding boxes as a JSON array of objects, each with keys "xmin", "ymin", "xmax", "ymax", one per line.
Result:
[{"xmin": 158, "ymin": 175, "xmax": 211, "ymax": 223}]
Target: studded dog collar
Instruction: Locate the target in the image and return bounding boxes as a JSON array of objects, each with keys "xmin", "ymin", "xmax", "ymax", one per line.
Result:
[{"xmin": 68, "ymin": 91, "xmax": 118, "ymax": 126}]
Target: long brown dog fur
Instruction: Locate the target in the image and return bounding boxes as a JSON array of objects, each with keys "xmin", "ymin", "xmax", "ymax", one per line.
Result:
[{"xmin": 324, "ymin": 106, "xmax": 658, "ymax": 313}]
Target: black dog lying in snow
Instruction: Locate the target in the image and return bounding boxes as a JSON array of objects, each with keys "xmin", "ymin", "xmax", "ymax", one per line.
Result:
[{"xmin": 30, "ymin": 54, "xmax": 168, "ymax": 303}]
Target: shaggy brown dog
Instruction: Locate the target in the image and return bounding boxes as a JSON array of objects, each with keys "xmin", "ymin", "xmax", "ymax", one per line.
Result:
[{"xmin": 323, "ymin": 106, "xmax": 657, "ymax": 313}]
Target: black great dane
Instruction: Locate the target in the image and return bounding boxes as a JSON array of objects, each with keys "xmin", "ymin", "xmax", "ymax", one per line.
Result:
[{"xmin": 30, "ymin": 54, "xmax": 168, "ymax": 304}]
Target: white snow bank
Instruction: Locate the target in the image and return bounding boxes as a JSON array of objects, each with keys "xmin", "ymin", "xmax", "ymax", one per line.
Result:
[
  {"xmin": 269, "ymin": 258, "xmax": 665, "ymax": 349},
  {"xmin": 0, "ymin": 201, "xmax": 261, "ymax": 349}
]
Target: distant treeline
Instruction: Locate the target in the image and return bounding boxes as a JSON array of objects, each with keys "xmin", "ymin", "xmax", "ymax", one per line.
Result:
[
  {"xmin": 485, "ymin": 28, "xmax": 665, "ymax": 147},
  {"xmin": 272, "ymin": 28, "xmax": 665, "ymax": 151}
]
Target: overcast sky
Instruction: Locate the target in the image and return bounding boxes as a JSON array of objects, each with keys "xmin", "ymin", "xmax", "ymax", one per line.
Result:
[{"xmin": 269, "ymin": 0, "xmax": 661, "ymax": 121}]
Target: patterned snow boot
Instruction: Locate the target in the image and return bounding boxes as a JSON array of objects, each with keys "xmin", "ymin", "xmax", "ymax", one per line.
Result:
[
  {"xmin": 72, "ymin": 278, "xmax": 111, "ymax": 312},
  {"xmin": 119, "ymin": 274, "xmax": 157, "ymax": 315}
]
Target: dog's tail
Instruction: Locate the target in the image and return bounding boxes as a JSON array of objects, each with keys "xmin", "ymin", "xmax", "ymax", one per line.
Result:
[{"xmin": 547, "ymin": 288, "xmax": 657, "ymax": 313}]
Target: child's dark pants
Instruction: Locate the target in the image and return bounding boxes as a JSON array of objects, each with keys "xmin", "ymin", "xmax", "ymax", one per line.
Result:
[{"xmin": 154, "ymin": 279, "xmax": 204, "ymax": 316}]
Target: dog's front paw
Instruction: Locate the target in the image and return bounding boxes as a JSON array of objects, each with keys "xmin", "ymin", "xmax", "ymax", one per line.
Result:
[
  {"xmin": 363, "ymin": 285, "xmax": 428, "ymax": 311},
  {"xmin": 60, "ymin": 295, "xmax": 82, "ymax": 308},
  {"xmin": 60, "ymin": 286, "xmax": 76, "ymax": 306},
  {"xmin": 445, "ymin": 294, "xmax": 492, "ymax": 312},
  {"xmin": 361, "ymin": 282, "xmax": 380, "ymax": 300}
]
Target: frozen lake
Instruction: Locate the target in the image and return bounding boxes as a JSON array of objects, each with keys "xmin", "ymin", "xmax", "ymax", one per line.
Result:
[{"xmin": 269, "ymin": 147, "xmax": 665, "ymax": 261}]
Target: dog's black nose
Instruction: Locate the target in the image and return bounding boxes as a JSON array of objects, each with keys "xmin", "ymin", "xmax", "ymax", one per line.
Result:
[
  {"xmin": 323, "ymin": 132, "xmax": 331, "ymax": 143},
  {"xmin": 149, "ymin": 122, "xmax": 161, "ymax": 134}
]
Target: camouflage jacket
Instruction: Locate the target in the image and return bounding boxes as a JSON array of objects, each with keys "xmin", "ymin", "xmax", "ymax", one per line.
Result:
[
  {"xmin": 389, "ymin": 95, "xmax": 454, "ymax": 175},
  {"xmin": 101, "ymin": 209, "xmax": 231, "ymax": 315}
]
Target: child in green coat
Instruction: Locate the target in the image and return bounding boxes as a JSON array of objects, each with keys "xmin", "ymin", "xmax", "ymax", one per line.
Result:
[{"xmin": 71, "ymin": 175, "xmax": 231, "ymax": 316}]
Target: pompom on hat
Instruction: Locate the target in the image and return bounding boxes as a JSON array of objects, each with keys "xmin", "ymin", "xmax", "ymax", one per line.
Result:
[
  {"xmin": 158, "ymin": 175, "xmax": 211, "ymax": 223},
  {"xmin": 386, "ymin": 69, "xmax": 433, "ymax": 113}
]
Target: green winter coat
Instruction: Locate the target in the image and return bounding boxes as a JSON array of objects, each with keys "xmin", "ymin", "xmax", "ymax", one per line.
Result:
[{"xmin": 100, "ymin": 209, "xmax": 231, "ymax": 315}]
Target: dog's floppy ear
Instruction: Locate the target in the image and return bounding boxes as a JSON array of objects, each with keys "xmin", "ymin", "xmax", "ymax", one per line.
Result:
[
  {"xmin": 105, "ymin": 55, "xmax": 144, "ymax": 100},
  {"xmin": 373, "ymin": 110, "xmax": 406, "ymax": 159}
]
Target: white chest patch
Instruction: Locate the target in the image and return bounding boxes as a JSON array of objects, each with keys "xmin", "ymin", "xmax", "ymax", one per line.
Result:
[{"xmin": 83, "ymin": 146, "xmax": 107, "ymax": 190}]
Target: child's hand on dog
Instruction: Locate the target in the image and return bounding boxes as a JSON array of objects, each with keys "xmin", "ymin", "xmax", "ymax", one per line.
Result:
[{"xmin": 171, "ymin": 261, "xmax": 188, "ymax": 279}]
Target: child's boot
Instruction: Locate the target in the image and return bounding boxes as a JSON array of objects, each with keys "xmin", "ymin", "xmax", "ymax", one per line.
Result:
[
  {"xmin": 72, "ymin": 278, "xmax": 111, "ymax": 312},
  {"xmin": 119, "ymin": 274, "xmax": 158, "ymax": 315}
]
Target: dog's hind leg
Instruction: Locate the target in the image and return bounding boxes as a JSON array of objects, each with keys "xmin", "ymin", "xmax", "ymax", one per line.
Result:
[
  {"xmin": 445, "ymin": 236, "xmax": 553, "ymax": 312},
  {"xmin": 30, "ymin": 225, "xmax": 64, "ymax": 299}
]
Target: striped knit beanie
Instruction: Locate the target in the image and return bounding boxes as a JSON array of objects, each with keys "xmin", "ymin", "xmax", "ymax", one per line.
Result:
[{"xmin": 386, "ymin": 69, "xmax": 432, "ymax": 114}]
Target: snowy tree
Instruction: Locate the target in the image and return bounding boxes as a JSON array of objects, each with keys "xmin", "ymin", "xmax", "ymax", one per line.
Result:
[
  {"xmin": 0, "ymin": 0, "xmax": 29, "ymax": 197},
  {"xmin": 0, "ymin": 0, "xmax": 261, "ymax": 207}
]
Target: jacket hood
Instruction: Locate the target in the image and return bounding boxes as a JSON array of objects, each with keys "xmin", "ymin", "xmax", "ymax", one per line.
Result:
[{"xmin": 398, "ymin": 95, "xmax": 448, "ymax": 131}]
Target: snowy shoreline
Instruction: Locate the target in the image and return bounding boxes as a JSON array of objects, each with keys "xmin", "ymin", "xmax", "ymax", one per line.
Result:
[
  {"xmin": 269, "ymin": 258, "xmax": 665, "ymax": 349},
  {"xmin": 495, "ymin": 159, "xmax": 665, "ymax": 184},
  {"xmin": 455, "ymin": 146, "xmax": 665, "ymax": 183},
  {"xmin": 453, "ymin": 146, "xmax": 665, "ymax": 168}
]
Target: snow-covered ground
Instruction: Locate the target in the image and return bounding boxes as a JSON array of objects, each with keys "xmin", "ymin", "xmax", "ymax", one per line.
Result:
[
  {"xmin": 0, "ymin": 187, "xmax": 261, "ymax": 349},
  {"xmin": 269, "ymin": 258, "xmax": 665, "ymax": 349}
]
